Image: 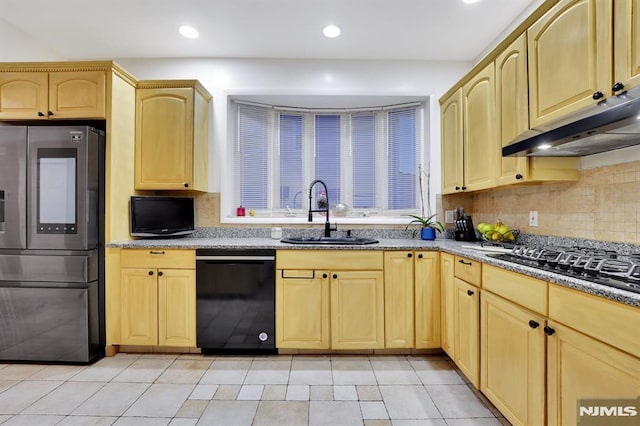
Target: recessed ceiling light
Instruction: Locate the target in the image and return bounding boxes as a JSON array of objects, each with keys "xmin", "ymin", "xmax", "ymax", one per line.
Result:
[
  {"xmin": 323, "ymin": 24, "xmax": 341, "ymax": 39},
  {"xmin": 462, "ymin": 0, "xmax": 481, "ymax": 3},
  {"xmin": 179, "ymin": 25, "xmax": 199, "ymax": 39}
]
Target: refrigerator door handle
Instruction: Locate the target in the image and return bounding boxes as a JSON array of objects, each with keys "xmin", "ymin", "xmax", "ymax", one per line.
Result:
[{"xmin": 0, "ymin": 190, "xmax": 4, "ymax": 231}]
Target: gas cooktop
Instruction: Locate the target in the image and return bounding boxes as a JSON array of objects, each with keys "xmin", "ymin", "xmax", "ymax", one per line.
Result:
[{"xmin": 487, "ymin": 245, "xmax": 640, "ymax": 295}]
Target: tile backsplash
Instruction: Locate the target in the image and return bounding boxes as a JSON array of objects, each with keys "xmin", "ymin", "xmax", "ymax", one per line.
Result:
[{"xmin": 440, "ymin": 160, "xmax": 640, "ymax": 244}]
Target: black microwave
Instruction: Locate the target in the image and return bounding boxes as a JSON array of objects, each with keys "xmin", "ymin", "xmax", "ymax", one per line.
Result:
[{"xmin": 130, "ymin": 196, "xmax": 195, "ymax": 237}]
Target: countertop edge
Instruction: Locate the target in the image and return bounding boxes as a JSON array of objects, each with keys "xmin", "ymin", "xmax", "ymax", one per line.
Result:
[{"xmin": 108, "ymin": 238, "xmax": 640, "ymax": 308}]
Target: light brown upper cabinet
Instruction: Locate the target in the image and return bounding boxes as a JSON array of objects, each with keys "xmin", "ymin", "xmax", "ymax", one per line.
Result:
[
  {"xmin": 496, "ymin": 33, "xmax": 579, "ymax": 186},
  {"xmin": 614, "ymin": 0, "xmax": 640, "ymax": 90},
  {"xmin": 527, "ymin": 0, "xmax": 613, "ymax": 128},
  {"xmin": 0, "ymin": 70, "xmax": 106, "ymax": 120},
  {"xmin": 135, "ymin": 80, "xmax": 210, "ymax": 191},
  {"xmin": 441, "ymin": 89, "xmax": 464, "ymax": 194},
  {"xmin": 462, "ymin": 63, "xmax": 497, "ymax": 192},
  {"xmin": 441, "ymin": 63, "xmax": 497, "ymax": 194}
]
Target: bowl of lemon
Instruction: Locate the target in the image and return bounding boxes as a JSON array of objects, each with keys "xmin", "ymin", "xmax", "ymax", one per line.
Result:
[{"xmin": 477, "ymin": 220, "xmax": 519, "ymax": 243}]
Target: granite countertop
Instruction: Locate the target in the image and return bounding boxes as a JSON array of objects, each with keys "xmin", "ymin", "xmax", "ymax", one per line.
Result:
[{"xmin": 108, "ymin": 236, "xmax": 640, "ymax": 308}]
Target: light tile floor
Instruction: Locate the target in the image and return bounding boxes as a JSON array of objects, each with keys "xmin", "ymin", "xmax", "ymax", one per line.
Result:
[{"xmin": 0, "ymin": 353, "xmax": 511, "ymax": 425}]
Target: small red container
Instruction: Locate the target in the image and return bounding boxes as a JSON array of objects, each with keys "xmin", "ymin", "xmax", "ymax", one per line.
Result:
[{"xmin": 237, "ymin": 206, "xmax": 246, "ymax": 216}]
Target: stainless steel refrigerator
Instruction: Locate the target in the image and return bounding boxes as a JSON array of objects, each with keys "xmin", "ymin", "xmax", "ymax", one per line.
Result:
[{"xmin": 0, "ymin": 125, "xmax": 104, "ymax": 363}]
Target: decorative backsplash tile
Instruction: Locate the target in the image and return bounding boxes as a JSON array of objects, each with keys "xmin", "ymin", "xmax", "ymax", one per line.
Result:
[{"xmin": 439, "ymin": 159, "xmax": 640, "ymax": 244}]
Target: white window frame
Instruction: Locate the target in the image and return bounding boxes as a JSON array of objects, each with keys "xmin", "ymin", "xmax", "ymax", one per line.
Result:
[{"xmin": 225, "ymin": 99, "xmax": 429, "ymax": 225}]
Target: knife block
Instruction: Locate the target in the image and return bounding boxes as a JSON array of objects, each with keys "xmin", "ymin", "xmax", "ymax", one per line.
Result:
[{"xmin": 455, "ymin": 217, "xmax": 477, "ymax": 241}]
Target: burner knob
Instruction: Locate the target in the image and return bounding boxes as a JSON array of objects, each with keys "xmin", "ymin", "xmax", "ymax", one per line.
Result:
[
  {"xmin": 528, "ymin": 320, "xmax": 540, "ymax": 329},
  {"xmin": 543, "ymin": 326, "xmax": 555, "ymax": 336}
]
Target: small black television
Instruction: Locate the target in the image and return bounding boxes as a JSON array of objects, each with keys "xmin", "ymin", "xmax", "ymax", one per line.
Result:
[{"xmin": 130, "ymin": 196, "xmax": 195, "ymax": 237}]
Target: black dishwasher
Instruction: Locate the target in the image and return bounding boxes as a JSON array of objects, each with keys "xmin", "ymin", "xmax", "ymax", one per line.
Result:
[{"xmin": 196, "ymin": 249, "xmax": 276, "ymax": 354}]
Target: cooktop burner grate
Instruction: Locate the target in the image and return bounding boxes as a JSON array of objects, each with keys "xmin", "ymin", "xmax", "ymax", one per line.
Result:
[{"xmin": 488, "ymin": 245, "xmax": 640, "ymax": 295}]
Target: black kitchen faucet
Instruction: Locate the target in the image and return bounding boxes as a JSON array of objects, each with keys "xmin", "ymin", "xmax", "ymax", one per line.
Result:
[{"xmin": 308, "ymin": 179, "xmax": 337, "ymax": 237}]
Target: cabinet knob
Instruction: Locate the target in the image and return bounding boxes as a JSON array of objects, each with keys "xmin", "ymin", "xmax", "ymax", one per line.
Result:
[
  {"xmin": 322, "ymin": 273, "xmax": 328, "ymax": 279},
  {"xmin": 407, "ymin": 253, "xmax": 412, "ymax": 258},
  {"xmin": 158, "ymin": 271, "xmax": 163, "ymax": 277},
  {"xmin": 461, "ymin": 186, "xmax": 467, "ymax": 191},
  {"xmin": 612, "ymin": 82, "xmax": 625, "ymax": 92},
  {"xmin": 528, "ymin": 320, "xmax": 540, "ymax": 329},
  {"xmin": 467, "ymin": 289, "xmax": 474, "ymax": 296},
  {"xmin": 418, "ymin": 253, "xmax": 423, "ymax": 259},
  {"xmin": 515, "ymin": 174, "xmax": 523, "ymax": 180},
  {"xmin": 333, "ymin": 274, "xmax": 338, "ymax": 279},
  {"xmin": 455, "ymin": 186, "xmax": 461, "ymax": 191},
  {"xmin": 592, "ymin": 91, "xmax": 604, "ymax": 100},
  {"xmin": 543, "ymin": 326, "xmax": 555, "ymax": 336},
  {"xmin": 184, "ymin": 183, "xmax": 189, "ymax": 188},
  {"xmin": 37, "ymin": 111, "xmax": 45, "ymax": 117},
  {"xmin": 148, "ymin": 271, "xmax": 154, "ymax": 276},
  {"xmin": 47, "ymin": 110, "xmax": 54, "ymax": 116}
]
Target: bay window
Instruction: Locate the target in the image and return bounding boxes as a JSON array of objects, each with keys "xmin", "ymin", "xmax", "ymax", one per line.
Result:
[{"xmin": 232, "ymin": 100, "xmax": 424, "ymax": 218}]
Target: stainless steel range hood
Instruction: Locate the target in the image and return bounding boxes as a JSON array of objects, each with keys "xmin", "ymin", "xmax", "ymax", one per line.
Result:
[{"xmin": 503, "ymin": 88, "xmax": 640, "ymax": 157}]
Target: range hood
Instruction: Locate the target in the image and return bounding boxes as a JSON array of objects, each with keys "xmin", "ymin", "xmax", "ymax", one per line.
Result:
[{"xmin": 503, "ymin": 88, "xmax": 640, "ymax": 157}]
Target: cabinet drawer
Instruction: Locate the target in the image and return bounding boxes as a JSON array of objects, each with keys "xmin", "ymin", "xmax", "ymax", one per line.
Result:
[
  {"xmin": 482, "ymin": 265, "xmax": 548, "ymax": 315},
  {"xmin": 276, "ymin": 250, "xmax": 383, "ymax": 270},
  {"xmin": 549, "ymin": 284, "xmax": 640, "ymax": 358},
  {"xmin": 454, "ymin": 256, "xmax": 482, "ymax": 287},
  {"xmin": 120, "ymin": 249, "xmax": 195, "ymax": 269}
]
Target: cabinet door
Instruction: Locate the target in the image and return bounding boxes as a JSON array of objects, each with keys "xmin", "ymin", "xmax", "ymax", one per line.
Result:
[
  {"xmin": 276, "ymin": 272, "xmax": 330, "ymax": 349},
  {"xmin": 463, "ymin": 62, "xmax": 497, "ymax": 192},
  {"xmin": 384, "ymin": 252, "xmax": 414, "ymax": 348},
  {"xmin": 453, "ymin": 278, "xmax": 480, "ymax": 388},
  {"xmin": 441, "ymin": 89, "xmax": 464, "ymax": 194},
  {"xmin": 48, "ymin": 71, "xmax": 106, "ymax": 119},
  {"xmin": 158, "ymin": 268, "xmax": 196, "ymax": 347},
  {"xmin": 547, "ymin": 321, "xmax": 640, "ymax": 426},
  {"xmin": 415, "ymin": 251, "xmax": 440, "ymax": 349},
  {"xmin": 615, "ymin": 0, "xmax": 640, "ymax": 90},
  {"xmin": 0, "ymin": 72, "xmax": 48, "ymax": 119},
  {"xmin": 120, "ymin": 268, "xmax": 158, "ymax": 345},
  {"xmin": 481, "ymin": 291, "xmax": 546, "ymax": 426},
  {"xmin": 440, "ymin": 253, "xmax": 455, "ymax": 358},
  {"xmin": 135, "ymin": 88, "xmax": 194, "ymax": 190},
  {"xmin": 528, "ymin": 0, "xmax": 612, "ymax": 127},
  {"xmin": 331, "ymin": 270, "xmax": 384, "ymax": 350},
  {"xmin": 496, "ymin": 33, "xmax": 530, "ymax": 186}
]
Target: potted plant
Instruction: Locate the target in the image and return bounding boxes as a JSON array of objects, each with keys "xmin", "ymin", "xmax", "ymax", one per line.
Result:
[
  {"xmin": 405, "ymin": 164, "xmax": 444, "ymax": 240},
  {"xmin": 406, "ymin": 213, "xmax": 445, "ymax": 240}
]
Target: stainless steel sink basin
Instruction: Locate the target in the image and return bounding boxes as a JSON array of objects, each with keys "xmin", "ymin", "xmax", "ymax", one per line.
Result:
[{"xmin": 280, "ymin": 236, "xmax": 379, "ymax": 245}]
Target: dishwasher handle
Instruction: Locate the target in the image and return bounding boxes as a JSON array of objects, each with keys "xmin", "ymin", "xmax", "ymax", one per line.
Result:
[{"xmin": 196, "ymin": 255, "xmax": 275, "ymax": 261}]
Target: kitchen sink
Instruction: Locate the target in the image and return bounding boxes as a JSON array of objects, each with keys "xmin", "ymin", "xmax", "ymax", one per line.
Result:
[{"xmin": 280, "ymin": 236, "xmax": 379, "ymax": 245}]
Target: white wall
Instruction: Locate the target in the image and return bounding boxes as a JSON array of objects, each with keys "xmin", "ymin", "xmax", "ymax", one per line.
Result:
[
  {"xmin": 115, "ymin": 58, "xmax": 470, "ymax": 217},
  {"xmin": 0, "ymin": 18, "xmax": 64, "ymax": 61}
]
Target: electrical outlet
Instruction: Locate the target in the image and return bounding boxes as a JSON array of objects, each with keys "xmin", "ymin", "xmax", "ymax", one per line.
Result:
[
  {"xmin": 529, "ymin": 211, "xmax": 538, "ymax": 227},
  {"xmin": 445, "ymin": 210, "xmax": 455, "ymax": 224}
]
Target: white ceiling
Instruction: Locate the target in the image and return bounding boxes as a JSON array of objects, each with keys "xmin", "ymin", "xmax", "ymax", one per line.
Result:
[{"xmin": 1, "ymin": 0, "xmax": 544, "ymax": 62}]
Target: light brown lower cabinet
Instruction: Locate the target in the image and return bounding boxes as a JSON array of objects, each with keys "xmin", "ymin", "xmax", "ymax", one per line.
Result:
[
  {"xmin": 119, "ymin": 249, "xmax": 196, "ymax": 347},
  {"xmin": 275, "ymin": 250, "xmax": 384, "ymax": 350},
  {"xmin": 440, "ymin": 252, "xmax": 455, "ymax": 358},
  {"xmin": 453, "ymin": 277, "xmax": 480, "ymax": 388},
  {"xmin": 481, "ymin": 291, "xmax": 546, "ymax": 426}
]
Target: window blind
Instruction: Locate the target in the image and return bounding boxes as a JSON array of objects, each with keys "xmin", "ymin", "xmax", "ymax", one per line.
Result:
[
  {"xmin": 314, "ymin": 115, "xmax": 341, "ymax": 204},
  {"xmin": 279, "ymin": 114, "xmax": 304, "ymax": 209},
  {"xmin": 387, "ymin": 108, "xmax": 417, "ymax": 210},
  {"xmin": 351, "ymin": 113, "xmax": 377, "ymax": 209},
  {"xmin": 237, "ymin": 104, "xmax": 270, "ymax": 209},
  {"xmin": 233, "ymin": 101, "xmax": 423, "ymax": 217}
]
